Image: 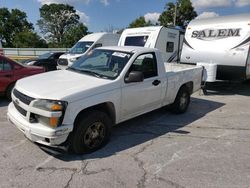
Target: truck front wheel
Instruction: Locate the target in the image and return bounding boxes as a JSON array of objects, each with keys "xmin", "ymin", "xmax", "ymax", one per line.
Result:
[
  {"xmin": 69, "ymin": 110, "xmax": 112, "ymax": 154},
  {"xmin": 171, "ymin": 86, "xmax": 190, "ymax": 114}
]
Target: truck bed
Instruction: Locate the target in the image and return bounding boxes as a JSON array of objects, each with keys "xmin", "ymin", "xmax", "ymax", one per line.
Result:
[
  {"xmin": 164, "ymin": 62, "xmax": 201, "ymax": 73},
  {"xmin": 162, "ymin": 62, "xmax": 203, "ymax": 105}
]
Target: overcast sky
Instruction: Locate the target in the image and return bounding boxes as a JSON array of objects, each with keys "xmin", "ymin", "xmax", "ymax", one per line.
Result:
[{"xmin": 1, "ymin": 0, "xmax": 250, "ymax": 32}]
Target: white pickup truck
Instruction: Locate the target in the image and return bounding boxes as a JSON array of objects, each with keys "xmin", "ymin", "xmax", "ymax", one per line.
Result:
[{"xmin": 8, "ymin": 46, "xmax": 203, "ymax": 154}]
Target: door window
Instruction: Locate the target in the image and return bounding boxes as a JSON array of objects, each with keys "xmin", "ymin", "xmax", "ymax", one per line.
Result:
[
  {"xmin": 128, "ymin": 53, "xmax": 157, "ymax": 79},
  {"xmin": 0, "ymin": 58, "xmax": 12, "ymax": 71}
]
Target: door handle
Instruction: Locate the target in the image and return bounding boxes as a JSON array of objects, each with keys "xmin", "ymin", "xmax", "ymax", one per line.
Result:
[
  {"xmin": 4, "ymin": 74, "xmax": 12, "ymax": 78},
  {"xmin": 152, "ymin": 80, "xmax": 161, "ymax": 86}
]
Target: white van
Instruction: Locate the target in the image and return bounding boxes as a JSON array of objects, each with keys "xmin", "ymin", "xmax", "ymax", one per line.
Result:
[
  {"xmin": 57, "ymin": 32, "xmax": 120, "ymax": 69},
  {"xmin": 181, "ymin": 13, "xmax": 250, "ymax": 81},
  {"xmin": 118, "ymin": 26, "xmax": 184, "ymax": 62}
]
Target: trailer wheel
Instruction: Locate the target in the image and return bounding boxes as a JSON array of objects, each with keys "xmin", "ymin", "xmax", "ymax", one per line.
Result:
[
  {"xmin": 171, "ymin": 86, "xmax": 190, "ymax": 114},
  {"xmin": 69, "ymin": 110, "xmax": 112, "ymax": 154}
]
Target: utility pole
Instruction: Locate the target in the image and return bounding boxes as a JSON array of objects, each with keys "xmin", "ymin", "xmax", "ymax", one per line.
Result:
[{"xmin": 173, "ymin": 1, "xmax": 177, "ymax": 26}]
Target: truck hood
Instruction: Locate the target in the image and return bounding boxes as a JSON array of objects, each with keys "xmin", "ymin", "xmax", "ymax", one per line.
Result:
[{"xmin": 15, "ymin": 70, "xmax": 116, "ymax": 102}]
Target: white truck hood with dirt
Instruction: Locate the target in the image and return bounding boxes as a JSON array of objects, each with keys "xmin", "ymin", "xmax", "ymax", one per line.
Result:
[{"xmin": 15, "ymin": 70, "xmax": 116, "ymax": 102}]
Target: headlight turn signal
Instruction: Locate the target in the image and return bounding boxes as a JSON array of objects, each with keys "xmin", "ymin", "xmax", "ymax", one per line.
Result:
[
  {"xmin": 51, "ymin": 104, "xmax": 63, "ymax": 111},
  {"xmin": 50, "ymin": 117, "xmax": 60, "ymax": 128}
]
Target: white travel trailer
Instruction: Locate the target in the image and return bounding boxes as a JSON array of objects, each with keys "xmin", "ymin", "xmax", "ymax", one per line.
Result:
[
  {"xmin": 181, "ymin": 13, "xmax": 250, "ymax": 80},
  {"xmin": 57, "ymin": 32, "xmax": 120, "ymax": 69},
  {"xmin": 118, "ymin": 26, "xmax": 184, "ymax": 62}
]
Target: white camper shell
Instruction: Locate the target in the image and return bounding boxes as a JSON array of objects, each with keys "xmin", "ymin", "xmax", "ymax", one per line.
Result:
[
  {"xmin": 118, "ymin": 26, "xmax": 184, "ymax": 62},
  {"xmin": 57, "ymin": 32, "xmax": 120, "ymax": 69},
  {"xmin": 181, "ymin": 13, "xmax": 250, "ymax": 80}
]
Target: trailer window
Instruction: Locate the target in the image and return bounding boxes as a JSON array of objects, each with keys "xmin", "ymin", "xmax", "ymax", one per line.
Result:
[
  {"xmin": 166, "ymin": 42, "xmax": 174, "ymax": 52},
  {"xmin": 125, "ymin": 36, "xmax": 149, "ymax": 47}
]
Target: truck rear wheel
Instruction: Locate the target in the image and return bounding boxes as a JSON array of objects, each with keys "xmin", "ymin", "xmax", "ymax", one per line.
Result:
[
  {"xmin": 171, "ymin": 86, "xmax": 190, "ymax": 114},
  {"xmin": 69, "ymin": 110, "xmax": 112, "ymax": 154}
]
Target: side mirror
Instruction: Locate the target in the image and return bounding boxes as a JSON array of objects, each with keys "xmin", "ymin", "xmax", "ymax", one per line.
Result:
[{"xmin": 125, "ymin": 71, "xmax": 144, "ymax": 83}]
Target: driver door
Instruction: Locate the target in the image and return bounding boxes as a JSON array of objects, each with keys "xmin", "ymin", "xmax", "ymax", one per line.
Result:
[{"xmin": 121, "ymin": 53, "xmax": 162, "ymax": 120}]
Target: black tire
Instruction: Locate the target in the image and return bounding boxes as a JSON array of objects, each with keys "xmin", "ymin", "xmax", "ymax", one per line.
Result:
[
  {"xmin": 6, "ymin": 83, "xmax": 15, "ymax": 101},
  {"xmin": 69, "ymin": 110, "xmax": 112, "ymax": 154},
  {"xmin": 170, "ymin": 86, "xmax": 190, "ymax": 114}
]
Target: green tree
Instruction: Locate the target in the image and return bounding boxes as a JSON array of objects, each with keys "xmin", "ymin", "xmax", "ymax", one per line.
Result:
[
  {"xmin": 13, "ymin": 30, "xmax": 47, "ymax": 48},
  {"xmin": 159, "ymin": 0, "xmax": 197, "ymax": 28},
  {"xmin": 37, "ymin": 4, "xmax": 86, "ymax": 46},
  {"xmin": 0, "ymin": 8, "xmax": 33, "ymax": 47},
  {"xmin": 128, "ymin": 16, "xmax": 153, "ymax": 28},
  {"xmin": 61, "ymin": 23, "xmax": 88, "ymax": 47}
]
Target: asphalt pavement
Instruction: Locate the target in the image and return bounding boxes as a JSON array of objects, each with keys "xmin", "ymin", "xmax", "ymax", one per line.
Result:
[{"xmin": 0, "ymin": 81, "xmax": 250, "ymax": 188}]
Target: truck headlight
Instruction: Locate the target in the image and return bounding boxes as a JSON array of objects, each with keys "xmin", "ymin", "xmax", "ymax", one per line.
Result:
[
  {"xmin": 32, "ymin": 100, "xmax": 68, "ymax": 128},
  {"xmin": 33, "ymin": 99, "xmax": 67, "ymax": 111}
]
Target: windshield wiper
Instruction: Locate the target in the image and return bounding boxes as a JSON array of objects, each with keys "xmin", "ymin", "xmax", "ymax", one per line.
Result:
[
  {"xmin": 67, "ymin": 67, "xmax": 82, "ymax": 73},
  {"xmin": 79, "ymin": 69, "xmax": 108, "ymax": 79},
  {"xmin": 67, "ymin": 67, "xmax": 108, "ymax": 79}
]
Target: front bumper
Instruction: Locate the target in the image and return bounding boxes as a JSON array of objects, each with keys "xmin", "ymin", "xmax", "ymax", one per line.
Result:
[{"xmin": 7, "ymin": 102, "xmax": 72, "ymax": 146}]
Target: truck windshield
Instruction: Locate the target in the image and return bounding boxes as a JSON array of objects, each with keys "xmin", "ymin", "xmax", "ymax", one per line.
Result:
[
  {"xmin": 69, "ymin": 49, "xmax": 132, "ymax": 79},
  {"xmin": 125, "ymin": 36, "xmax": 149, "ymax": 47},
  {"xmin": 69, "ymin": 41, "xmax": 94, "ymax": 54}
]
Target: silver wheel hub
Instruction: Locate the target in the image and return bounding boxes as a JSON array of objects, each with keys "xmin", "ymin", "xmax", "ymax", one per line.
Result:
[{"xmin": 83, "ymin": 122, "xmax": 105, "ymax": 149}]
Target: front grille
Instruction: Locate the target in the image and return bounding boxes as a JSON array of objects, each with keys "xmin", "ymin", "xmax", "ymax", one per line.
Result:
[
  {"xmin": 13, "ymin": 89, "xmax": 34, "ymax": 105},
  {"xmin": 57, "ymin": 58, "xmax": 68, "ymax": 66},
  {"xmin": 14, "ymin": 102, "xmax": 27, "ymax": 117}
]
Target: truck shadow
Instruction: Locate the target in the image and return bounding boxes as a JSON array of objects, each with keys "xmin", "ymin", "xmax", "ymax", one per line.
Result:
[
  {"xmin": 39, "ymin": 97, "xmax": 224, "ymax": 161},
  {"xmin": 204, "ymin": 80, "xmax": 250, "ymax": 96},
  {"xmin": 0, "ymin": 97, "xmax": 10, "ymax": 107}
]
